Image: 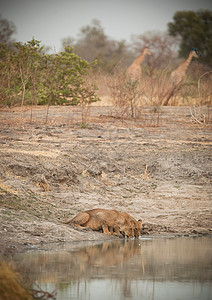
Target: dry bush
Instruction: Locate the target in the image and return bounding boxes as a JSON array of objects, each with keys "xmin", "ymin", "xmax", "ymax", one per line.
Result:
[
  {"xmin": 0, "ymin": 261, "xmax": 57, "ymax": 300},
  {"xmin": 107, "ymin": 72, "xmax": 147, "ymax": 119},
  {"xmin": 189, "ymin": 106, "xmax": 211, "ymax": 125},
  {"xmin": 147, "ymin": 68, "xmax": 212, "ymax": 106},
  {"xmin": 106, "ymin": 65, "xmax": 183, "ymax": 110},
  {"xmin": 198, "ymin": 71, "xmax": 212, "ymax": 106},
  {"xmin": 143, "ymin": 69, "xmax": 174, "ymax": 106},
  {"xmin": 0, "ymin": 261, "xmax": 32, "ymax": 300},
  {"xmin": 87, "ymin": 64, "xmax": 211, "ymax": 111}
]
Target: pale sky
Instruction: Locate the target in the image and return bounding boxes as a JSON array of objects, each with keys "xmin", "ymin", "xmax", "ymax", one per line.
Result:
[{"xmin": 1, "ymin": 0, "xmax": 212, "ymax": 52}]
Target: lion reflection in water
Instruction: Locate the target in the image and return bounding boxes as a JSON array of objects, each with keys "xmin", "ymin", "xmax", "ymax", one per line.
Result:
[
  {"xmin": 74, "ymin": 240, "xmax": 142, "ymax": 269},
  {"xmin": 65, "ymin": 209, "xmax": 142, "ymax": 238}
]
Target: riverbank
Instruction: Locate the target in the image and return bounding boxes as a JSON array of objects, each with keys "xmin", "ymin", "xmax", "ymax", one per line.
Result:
[{"xmin": 0, "ymin": 106, "xmax": 211, "ymax": 255}]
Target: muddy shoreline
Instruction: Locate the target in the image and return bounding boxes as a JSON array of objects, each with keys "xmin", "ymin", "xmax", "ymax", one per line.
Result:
[
  {"xmin": 0, "ymin": 106, "xmax": 211, "ymax": 255},
  {"xmin": 2, "ymin": 230, "xmax": 212, "ymax": 256}
]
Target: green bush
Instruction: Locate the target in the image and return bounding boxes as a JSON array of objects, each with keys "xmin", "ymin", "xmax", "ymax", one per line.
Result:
[{"xmin": 0, "ymin": 40, "xmax": 100, "ymax": 107}]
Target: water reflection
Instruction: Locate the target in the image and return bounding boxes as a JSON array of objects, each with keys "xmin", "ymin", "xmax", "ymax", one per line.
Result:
[{"xmin": 13, "ymin": 236, "xmax": 212, "ymax": 300}]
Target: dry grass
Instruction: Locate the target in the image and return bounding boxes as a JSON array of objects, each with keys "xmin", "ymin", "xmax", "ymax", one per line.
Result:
[
  {"xmin": 0, "ymin": 262, "xmax": 32, "ymax": 300},
  {"xmin": 0, "ymin": 262, "xmax": 57, "ymax": 300},
  {"xmin": 88, "ymin": 68, "xmax": 212, "ymax": 108},
  {"xmin": 197, "ymin": 71, "xmax": 212, "ymax": 105}
]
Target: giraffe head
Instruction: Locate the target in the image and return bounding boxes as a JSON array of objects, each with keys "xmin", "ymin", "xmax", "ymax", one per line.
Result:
[
  {"xmin": 143, "ymin": 47, "xmax": 152, "ymax": 56},
  {"xmin": 191, "ymin": 48, "xmax": 200, "ymax": 58}
]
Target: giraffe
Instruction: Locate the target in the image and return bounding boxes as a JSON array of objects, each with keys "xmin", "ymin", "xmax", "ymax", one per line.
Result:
[
  {"xmin": 170, "ymin": 48, "xmax": 199, "ymax": 86},
  {"xmin": 163, "ymin": 48, "xmax": 200, "ymax": 106},
  {"xmin": 126, "ymin": 47, "xmax": 152, "ymax": 81}
]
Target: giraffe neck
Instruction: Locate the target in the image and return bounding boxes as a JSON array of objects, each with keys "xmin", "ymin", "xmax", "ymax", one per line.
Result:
[
  {"xmin": 133, "ymin": 51, "xmax": 146, "ymax": 66},
  {"xmin": 177, "ymin": 52, "xmax": 194, "ymax": 74}
]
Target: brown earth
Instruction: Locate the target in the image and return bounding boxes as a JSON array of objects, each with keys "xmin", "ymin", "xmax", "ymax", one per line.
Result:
[{"xmin": 0, "ymin": 105, "xmax": 211, "ymax": 255}]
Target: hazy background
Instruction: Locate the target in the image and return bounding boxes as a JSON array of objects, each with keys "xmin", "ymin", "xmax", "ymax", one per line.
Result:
[{"xmin": 1, "ymin": 0, "xmax": 212, "ymax": 52}]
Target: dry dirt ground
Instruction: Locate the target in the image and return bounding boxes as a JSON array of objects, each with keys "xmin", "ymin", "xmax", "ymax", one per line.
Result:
[{"xmin": 0, "ymin": 105, "xmax": 211, "ymax": 255}]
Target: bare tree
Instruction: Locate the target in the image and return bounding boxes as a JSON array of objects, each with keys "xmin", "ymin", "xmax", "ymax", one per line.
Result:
[{"xmin": 131, "ymin": 31, "xmax": 179, "ymax": 75}]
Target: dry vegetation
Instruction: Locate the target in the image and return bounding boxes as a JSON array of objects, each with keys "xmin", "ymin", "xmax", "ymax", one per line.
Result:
[
  {"xmin": 0, "ymin": 261, "xmax": 57, "ymax": 300},
  {"xmin": 90, "ymin": 64, "xmax": 212, "ymax": 109},
  {"xmin": 0, "ymin": 261, "xmax": 32, "ymax": 300}
]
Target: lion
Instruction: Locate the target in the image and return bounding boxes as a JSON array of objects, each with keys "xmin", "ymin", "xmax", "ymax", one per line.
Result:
[
  {"xmin": 64, "ymin": 209, "xmax": 140, "ymax": 238},
  {"xmin": 120, "ymin": 212, "xmax": 143, "ymax": 238}
]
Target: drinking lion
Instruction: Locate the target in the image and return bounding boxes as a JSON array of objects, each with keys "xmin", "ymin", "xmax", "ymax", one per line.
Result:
[{"xmin": 64, "ymin": 208, "xmax": 142, "ymax": 238}]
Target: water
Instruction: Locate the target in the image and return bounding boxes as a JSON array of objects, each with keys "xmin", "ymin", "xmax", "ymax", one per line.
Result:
[{"xmin": 13, "ymin": 236, "xmax": 212, "ymax": 300}]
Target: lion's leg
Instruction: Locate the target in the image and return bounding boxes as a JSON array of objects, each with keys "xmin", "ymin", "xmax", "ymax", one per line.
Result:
[
  {"xmin": 102, "ymin": 223, "xmax": 111, "ymax": 235},
  {"xmin": 108, "ymin": 226, "xmax": 114, "ymax": 234},
  {"xmin": 130, "ymin": 225, "xmax": 135, "ymax": 237},
  {"xmin": 113, "ymin": 226, "xmax": 122, "ymax": 236}
]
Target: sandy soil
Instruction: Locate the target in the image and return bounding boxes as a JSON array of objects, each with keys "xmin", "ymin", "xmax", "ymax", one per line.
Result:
[{"xmin": 0, "ymin": 105, "xmax": 211, "ymax": 255}]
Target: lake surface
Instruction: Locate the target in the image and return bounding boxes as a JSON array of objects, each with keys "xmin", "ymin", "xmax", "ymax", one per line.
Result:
[{"xmin": 13, "ymin": 236, "xmax": 212, "ymax": 300}]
